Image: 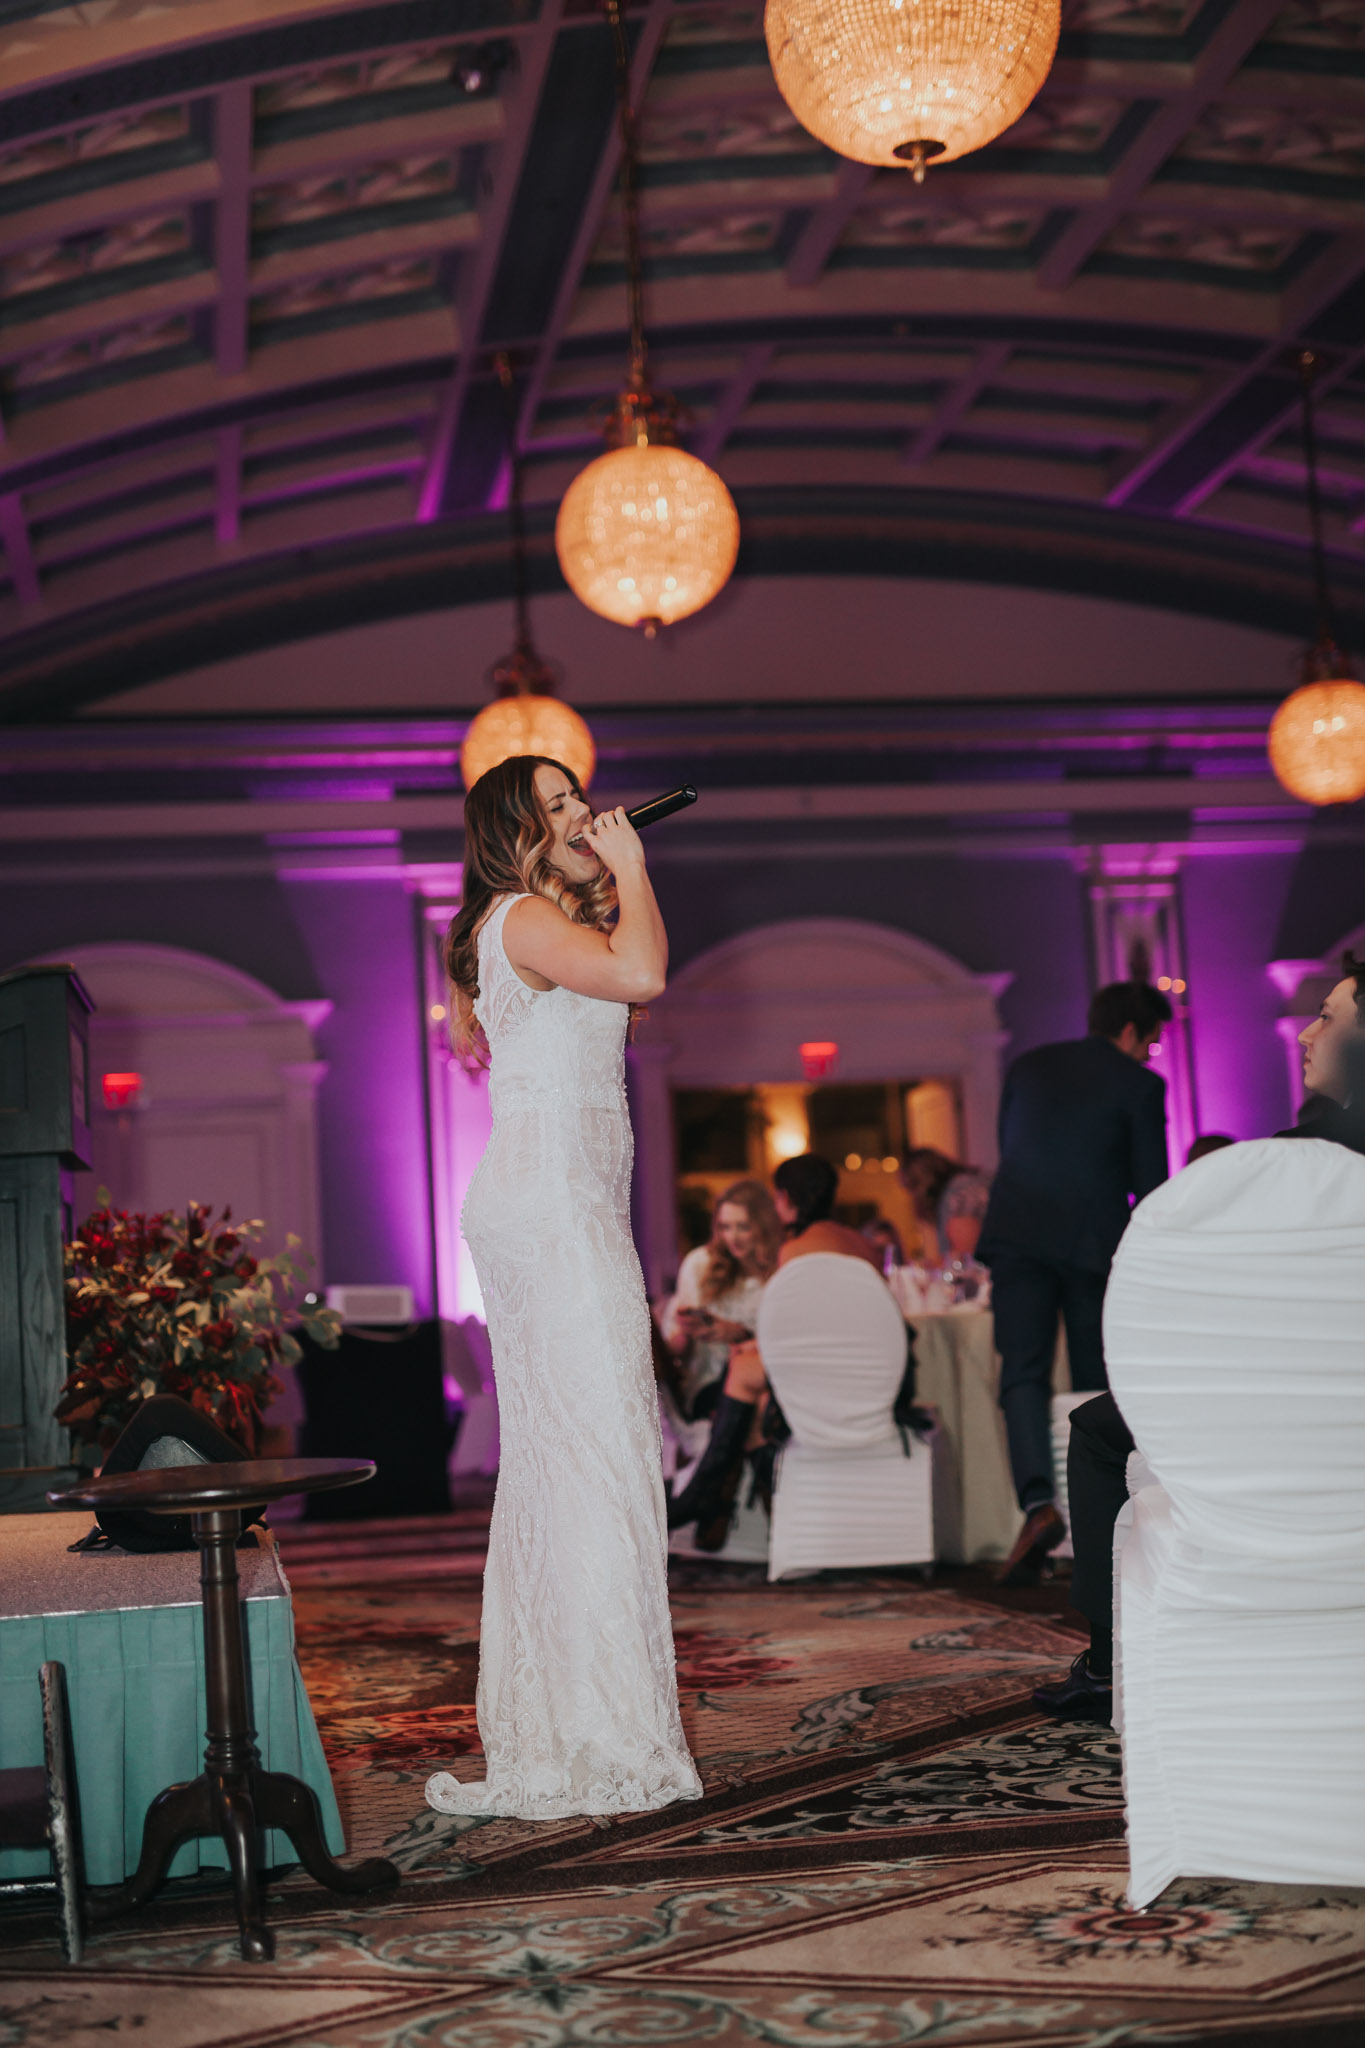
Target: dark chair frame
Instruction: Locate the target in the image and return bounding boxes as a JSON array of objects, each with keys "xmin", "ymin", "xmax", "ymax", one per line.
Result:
[{"xmin": 0, "ymin": 1661, "xmax": 85, "ymax": 1963}]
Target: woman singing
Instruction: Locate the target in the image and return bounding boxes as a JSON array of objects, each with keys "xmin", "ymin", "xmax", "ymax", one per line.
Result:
[{"xmin": 425, "ymin": 756, "xmax": 700, "ymax": 1819}]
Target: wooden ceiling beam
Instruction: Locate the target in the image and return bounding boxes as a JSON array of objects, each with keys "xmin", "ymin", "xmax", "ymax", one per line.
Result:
[
  {"xmin": 417, "ymin": 0, "xmax": 569, "ymax": 521},
  {"xmin": 904, "ymin": 341, "xmax": 1011, "ymax": 467},
  {"xmin": 690, "ymin": 341, "xmax": 774, "ymax": 465},
  {"xmin": 784, "ymin": 161, "xmax": 874, "ymax": 290},
  {"xmin": 0, "ymin": 314, "xmax": 454, "ymax": 479},
  {"xmin": 1035, "ymin": 0, "xmax": 1288, "ymax": 292},
  {"xmin": 1108, "ymin": 239, "xmax": 1365, "ymax": 516},
  {"xmin": 215, "ymin": 82, "xmax": 254, "ymax": 379},
  {"xmin": 511, "ymin": 0, "xmax": 676, "ymax": 459},
  {"xmin": 0, "ymin": 493, "xmax": 43, "ymax": 613},
  {"xmin": 215, "ymin": 424, "xmax": 242, "ymax": 547},
  {"xmin": 252, "ymin": 98, "xmax": 505, "ymax": 183}
]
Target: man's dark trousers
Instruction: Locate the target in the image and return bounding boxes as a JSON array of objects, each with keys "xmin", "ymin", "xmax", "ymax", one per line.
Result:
[
  {"xmin": 1065, "ymin": 1392, "xmax": 1135, "ymax": 1626},
  {"xmin": 990, "ymin": 1252, "xmax": 1109, "ymax": 1512},
  {"xmin": 979, "ymin": 1032, "xmax": 1168, "ymax": 1512}
]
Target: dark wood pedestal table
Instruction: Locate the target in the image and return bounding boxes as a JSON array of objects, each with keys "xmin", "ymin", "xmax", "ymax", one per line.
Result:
[{"xmin": 48, "ymin": 1457, "xmax": 400, "ymax": 1960}]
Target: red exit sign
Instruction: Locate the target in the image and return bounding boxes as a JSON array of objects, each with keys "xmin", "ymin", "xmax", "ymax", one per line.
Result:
[{"xmin": 799, "ymin": 1041, "xmax": 838, "ymax": 1081}]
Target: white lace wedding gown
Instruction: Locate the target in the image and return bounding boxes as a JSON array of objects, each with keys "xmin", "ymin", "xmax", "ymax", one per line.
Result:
[{"xmin": 425, "ymin": 894, "xmax": 701, "ymax": 1819}]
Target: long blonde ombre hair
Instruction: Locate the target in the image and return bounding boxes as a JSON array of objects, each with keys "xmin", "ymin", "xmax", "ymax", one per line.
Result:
[
  {"xmin": 701, "ymin": 1179, "xmax": 780, "ymax": 1303},
  {"xmin": 444, "ymin": 754, "xmax": 618, "ymax": 1066}
]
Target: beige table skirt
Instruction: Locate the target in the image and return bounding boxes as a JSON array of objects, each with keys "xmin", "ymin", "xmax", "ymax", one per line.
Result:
[{"xmin": 913, "ymin": 1311, "xmax": 1071, "ymax": 1565}]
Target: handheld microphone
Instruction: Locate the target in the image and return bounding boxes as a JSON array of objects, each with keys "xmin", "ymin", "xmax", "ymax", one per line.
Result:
[{"xmin": 623, "ymin": 785, "xmax": 698, "ymax": 831}]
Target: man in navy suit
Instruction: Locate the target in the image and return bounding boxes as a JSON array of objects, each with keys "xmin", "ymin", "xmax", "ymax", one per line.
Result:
[{"xmin": 979, "ymin": 980, "xmax": 1173, "ymax": 1584}]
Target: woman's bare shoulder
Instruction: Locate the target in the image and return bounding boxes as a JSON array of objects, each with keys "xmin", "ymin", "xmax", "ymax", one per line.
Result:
[{"xmin": 500, "ymin": 893, "xmax": 566, "ymax": 989}]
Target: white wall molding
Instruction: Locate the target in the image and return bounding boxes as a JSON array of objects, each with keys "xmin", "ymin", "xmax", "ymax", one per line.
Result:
[{"xmin": 35, "ymin": 942, "xmax": 327, "ymax": 1270}]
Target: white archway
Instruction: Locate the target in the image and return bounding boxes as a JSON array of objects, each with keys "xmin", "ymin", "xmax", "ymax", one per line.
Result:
[
  {"xmin": 629, "ymin": 918, "xmax": 1009, "ymax": 1294},
  {"xmin": 31, "ymin": 942, "xmax": 330, "ymax": 1264}
]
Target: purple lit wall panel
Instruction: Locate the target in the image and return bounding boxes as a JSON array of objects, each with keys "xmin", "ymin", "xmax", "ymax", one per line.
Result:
[
  {"xmin": 1181, "ymin": 853, "xmax": 1297, "ymax": 1142},
  {"xmin": 279, "ymin": 875, "xmax": 433, "ymax": 1313},
  {"xmin": 0, "ymin": 874, "xmax": 322, "ymax": 1001},
  {"xmin": 1272, "ymin": 831, "xmax": 1365, "ymax": 964},
  {"xmin": 653, "ymin": 853, "xmax": 1091, "ymax": 1062}
]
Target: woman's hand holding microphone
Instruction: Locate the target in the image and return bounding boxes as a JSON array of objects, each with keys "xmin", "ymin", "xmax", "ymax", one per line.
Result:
[{"xmin": 588, "ymin": 806, "xmax": 647, "ymax": 877}]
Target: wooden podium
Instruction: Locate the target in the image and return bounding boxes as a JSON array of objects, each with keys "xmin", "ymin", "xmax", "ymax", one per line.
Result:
[{"xmin": 0, "ymin": 965, "xmax": 94, "ymax": 1514}]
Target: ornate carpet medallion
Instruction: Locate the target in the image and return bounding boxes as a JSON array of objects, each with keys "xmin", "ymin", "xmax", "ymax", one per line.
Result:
[{"xmin": 2, "ymin": 1517, "xmax": 1361, "ymax": 2046}]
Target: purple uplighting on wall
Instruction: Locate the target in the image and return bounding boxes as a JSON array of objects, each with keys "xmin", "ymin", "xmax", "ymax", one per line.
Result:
[
  {"xmin": 1182, "ymin": 854, "xmax": 1299, "ymax": 1144},
  {"xmin": 420, "ymin": 880, "xmax": 495, "ymax": 1323},
  {"xmin": 280, "ymin": 872, "xmax": 435, "ymax": 1314}
]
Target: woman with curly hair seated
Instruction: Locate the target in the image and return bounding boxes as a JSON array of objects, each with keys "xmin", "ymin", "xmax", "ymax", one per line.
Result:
[
  {"xmin": 661, "ymin": 1179, "xmax": 780, "ymax": 1417},
  {"xmin": 667, "ymin": 1154, "xmax": 885, "ymax": 1546}
]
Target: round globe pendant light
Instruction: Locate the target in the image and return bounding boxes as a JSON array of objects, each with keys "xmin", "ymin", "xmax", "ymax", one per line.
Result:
[
  {"xmin": 765, "ymin": 0, "xmax": 1061, "ymax": 182},
  {"xmin": 461, "ymin": 643, "xmax": 596, "ymax": 792},
  {"xmin": 553, "ymin": 0, "xmax": 739, "ymax": 635},
  {"xmin": 462, "ymin": 355, "xmax": 595, "ymax": 793},
  {"xmin": 1268, "ymin": 677, "xmax": 1365, "ymax": 808},
  {"xmin": 1267, "ymin": 352, "xmax": 1365, "ymax": 808},
  {"xmin": 556, "ymin": 391, "xmax": 739, "ymax": 635}
]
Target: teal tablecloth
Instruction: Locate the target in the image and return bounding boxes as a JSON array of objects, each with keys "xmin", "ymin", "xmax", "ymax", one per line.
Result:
[{"xmin": 0, "ymin": 1513, "xmax": 344, "ymax": 1886}]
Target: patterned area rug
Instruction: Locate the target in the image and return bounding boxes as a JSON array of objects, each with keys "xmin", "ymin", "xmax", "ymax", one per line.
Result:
[{"xmin": 2, "ymin": 1509, "xmax": 1362, "ymax": 2047}]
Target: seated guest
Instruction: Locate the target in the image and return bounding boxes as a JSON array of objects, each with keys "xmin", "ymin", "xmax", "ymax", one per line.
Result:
[
  {"xmin": 1034, "ymin": 955, "xmax": 1365, "ymax": 1723},
  {"xmin": 662, "ymin": 1179, "xmax": 779, "ymax": 1414},
  {"xmin": 900, "ymin": 1146, "xmax": 993, "ymax": 1263},
  {"xmin": 773, "ymin": 1152, "xmax": 882, "ymax": 1269},
  {"xmin": 667, "ymin": 1153, "xmax": 880, "ymax": 1541}
]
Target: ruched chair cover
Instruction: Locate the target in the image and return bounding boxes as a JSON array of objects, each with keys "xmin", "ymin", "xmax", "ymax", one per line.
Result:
[
  {"xmin": 1104, "ymin": 1136, "xmax": 1365, "ymax": 1908},
  {"xmin": 758, "ymin": 1254, "xmax": 936, "ymax": 1580}
]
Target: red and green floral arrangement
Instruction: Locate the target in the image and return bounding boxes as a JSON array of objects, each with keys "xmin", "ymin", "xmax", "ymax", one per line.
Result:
[{"xmin": 56, "ymin": 1195, "xmax": 340, "ymax": 1463}]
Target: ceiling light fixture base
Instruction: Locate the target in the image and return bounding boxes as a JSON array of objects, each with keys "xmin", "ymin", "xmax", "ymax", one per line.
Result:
[{"xmin": 892, "ymin": 139, "xmax": 945, "ymax": 184}]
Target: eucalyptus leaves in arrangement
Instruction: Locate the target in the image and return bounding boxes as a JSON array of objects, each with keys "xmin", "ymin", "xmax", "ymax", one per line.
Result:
[{"xmin": 56, "ymin": 1193, "xmax": 340, "ymax": 1463}]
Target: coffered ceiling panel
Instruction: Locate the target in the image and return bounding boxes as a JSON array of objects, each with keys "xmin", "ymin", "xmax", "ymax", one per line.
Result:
[{"xmin": 0, "ymin": 0, "xmax": 1362, "ymax": 715}]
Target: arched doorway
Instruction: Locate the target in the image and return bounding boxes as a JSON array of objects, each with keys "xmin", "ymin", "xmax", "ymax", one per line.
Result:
[
  {"xmin": 630, "ymin": 918, "xmax": 1010, "ymax": 1295},
  {"xmin": 32, "ymin": 942, "xmax": 329, "ymax": 1266}
]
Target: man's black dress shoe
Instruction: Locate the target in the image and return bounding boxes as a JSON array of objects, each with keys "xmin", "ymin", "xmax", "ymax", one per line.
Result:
[{"xmin": 1032, "ymin": 1651, "xmax": 1113, "ymax": 1725}]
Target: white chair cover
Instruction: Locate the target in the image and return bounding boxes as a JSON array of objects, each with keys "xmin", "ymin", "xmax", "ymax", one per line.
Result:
[
  {"xmin": 758, "ymin": 1255, "xmax": 936, "ymax": 1579},
  {"xmin": 443, "ymin": 1317, "xmax": 501, "ymax": 1477},
  {"xmin": 1105, "ymin": 1136, "xmax": 1365, "ymax": 1908}
]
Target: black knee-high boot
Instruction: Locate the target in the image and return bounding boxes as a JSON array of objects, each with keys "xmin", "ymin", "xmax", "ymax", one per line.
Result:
[{"xmin": 667, "ymin": 1395, "xmax": 756, "ymax": 1531}]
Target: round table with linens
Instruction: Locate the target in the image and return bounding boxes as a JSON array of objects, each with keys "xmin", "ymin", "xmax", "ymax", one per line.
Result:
[{"xmin": 909, "ymin": 1308, "xmax": 1072, "ymax": 1566}]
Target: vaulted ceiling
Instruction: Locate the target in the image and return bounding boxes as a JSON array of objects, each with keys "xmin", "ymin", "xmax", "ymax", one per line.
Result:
[{"xmin": 1, "ymin": 0, "xmax": 1364, "ymax": 720}]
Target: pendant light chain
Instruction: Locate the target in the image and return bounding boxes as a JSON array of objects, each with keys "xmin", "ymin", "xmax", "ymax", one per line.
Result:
[
  {"xmin": 460, "ymin": 354, "xmax": 597, "ymax": 789},
  {"xmin": 551, "ymin": 0, "xmax": 740, "ymax": 633},
  {"xmin": 606, "ymin": 0, "xmax": 647, "ymax": 388}
]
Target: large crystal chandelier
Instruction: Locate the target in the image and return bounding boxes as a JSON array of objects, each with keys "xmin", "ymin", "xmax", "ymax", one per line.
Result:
[
  {"xmin": 764, "ymin": 0, "xmax": 1061, "ymax": 182},
  {"xmin": 554, "ymin": 0, "xmax": 740, "ymax": 636},
  {"xmin": 1267, "ymin": 352, "xmax": 1365, "ymax": 808},
  {"xmin": 462, "ymin": 356, "xmax": 595, "ymax": 792}
]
